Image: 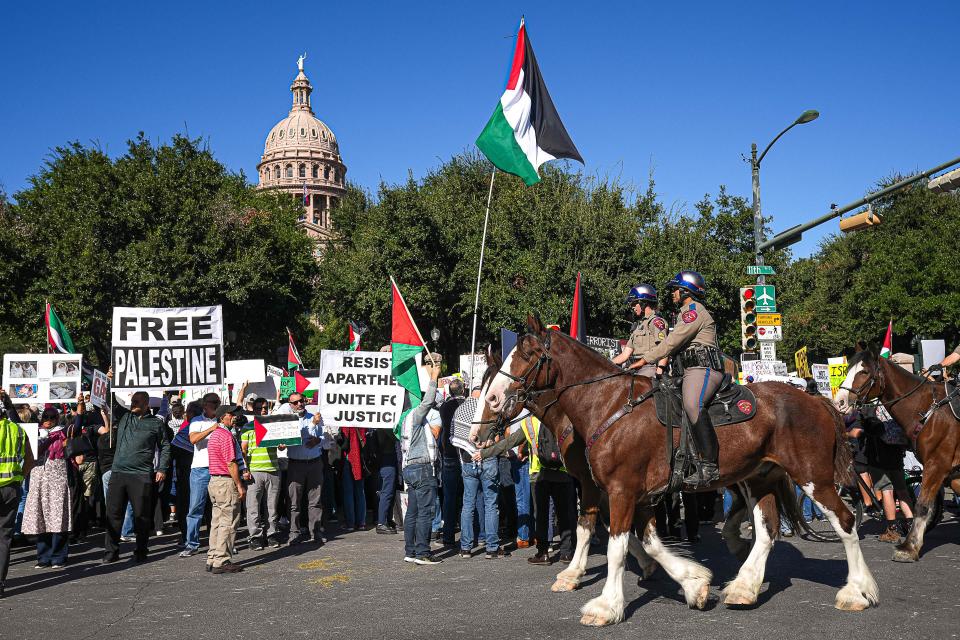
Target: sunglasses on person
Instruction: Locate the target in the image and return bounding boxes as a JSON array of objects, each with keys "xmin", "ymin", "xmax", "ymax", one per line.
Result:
[{"xmin": 290, "ymin": 399, "xmax": 305, "ymax": 405}]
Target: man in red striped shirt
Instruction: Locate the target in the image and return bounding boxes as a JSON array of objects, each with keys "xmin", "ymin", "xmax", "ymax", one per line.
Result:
[{"xmin": 206, "ymin": 405, "xmax": 247, "ymax": 574}]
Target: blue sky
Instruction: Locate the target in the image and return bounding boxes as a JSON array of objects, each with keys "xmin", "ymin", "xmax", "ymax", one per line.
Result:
[{"xmin": 2, "ymin": 1, "xmax": 957, "ymax": 257}]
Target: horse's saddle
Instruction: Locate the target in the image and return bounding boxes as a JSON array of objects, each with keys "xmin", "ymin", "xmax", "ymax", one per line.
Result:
[
  {"xmin": 654, "ymin": 373, "xmax": 757, "ymax": 428},
  {"xmin": 944, "ymin": 380, "xmax": 960, "ymax": 420}
]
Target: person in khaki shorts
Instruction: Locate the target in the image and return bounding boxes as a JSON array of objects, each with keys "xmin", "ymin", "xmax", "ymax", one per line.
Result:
[{"xmin": 205, "ymin": 405, "xmax": 247, "ymax": 574}]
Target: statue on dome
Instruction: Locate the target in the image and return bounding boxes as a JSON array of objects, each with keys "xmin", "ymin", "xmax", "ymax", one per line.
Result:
[{"xmin": 297, "ymin": 52, "xmax": 307, "ymax": 72}]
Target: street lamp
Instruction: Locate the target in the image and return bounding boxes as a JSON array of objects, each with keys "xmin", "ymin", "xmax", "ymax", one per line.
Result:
[{"xmin": 751, "ymin": 109, "xmax": 819, "ymax": 283}]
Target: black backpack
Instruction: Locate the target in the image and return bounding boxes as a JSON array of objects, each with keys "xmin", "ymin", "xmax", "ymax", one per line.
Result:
[{"xmin": 535, "ymin": 423, "xmax": 564, "ymax": 470}]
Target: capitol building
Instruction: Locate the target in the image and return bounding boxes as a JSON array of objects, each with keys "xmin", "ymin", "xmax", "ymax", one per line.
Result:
[{"xmin": 257, "ymin": 57, "xmax": 346, "ymax": 241}]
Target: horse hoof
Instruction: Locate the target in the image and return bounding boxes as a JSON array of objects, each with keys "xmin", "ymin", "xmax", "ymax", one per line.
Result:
[
  {"xmin": 835, "ymin": 596, "xmax": 869, "ymax": 611},
  {"xmin": 722, "ymin": 583, "xmax": 757, "ymax": 608},
  {"xmin": 891, "ymin": 548, "xmax": 918, "ymax": 563},
  {"xmin": 579, "ymin": 613, "xmax": 614, "ymax": 627},
  {"xmin": 580, "ymin": 597, "xmax": 622, "ymax": 626},
  {"xmin": 551, "ymin": 578, "xmax": 578, "ymax": 592},
  {"xmin": 692, "ymin": 582, "xmax": 710, "ymax": 610}
]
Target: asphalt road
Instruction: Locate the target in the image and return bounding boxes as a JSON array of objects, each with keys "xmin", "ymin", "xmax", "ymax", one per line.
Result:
[{"xmin": 3, "ymin": 509, "xmax": 958, "ymax": 640}]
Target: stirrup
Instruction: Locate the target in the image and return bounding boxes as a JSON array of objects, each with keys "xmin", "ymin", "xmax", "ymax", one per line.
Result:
[{"xmin": 683, "ymin": 461, "xmax": 719, "ymax": 489}]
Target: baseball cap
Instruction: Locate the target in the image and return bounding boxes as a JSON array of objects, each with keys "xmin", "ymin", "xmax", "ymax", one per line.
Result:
[
  {"xmin": 215, "ymin": 404, "xmax": 244, "ymax": 419},
  {"xmin": 243, "ymin": 393, "xmax": 260, "ymax": 404}
]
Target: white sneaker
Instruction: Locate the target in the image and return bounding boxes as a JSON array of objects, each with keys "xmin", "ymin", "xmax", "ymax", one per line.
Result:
[
  {"xmin": 414, "ymin": 556, "xmax": 443, "ymax": 565},
  {"xmin": 403, "ymin": 556, "xmax": 417, "ymax": 563}
]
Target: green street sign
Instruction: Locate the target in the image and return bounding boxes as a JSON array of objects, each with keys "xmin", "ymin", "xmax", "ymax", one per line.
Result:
[
  {"xmin": 754, "ymin": 285, "xmax": 777, "ymax": 312},
  {"xmin": 747, "ymin": 265, "xmax": 776, "ymax": 275}
]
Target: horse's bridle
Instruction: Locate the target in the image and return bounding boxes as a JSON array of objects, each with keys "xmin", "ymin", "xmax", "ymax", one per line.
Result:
[{"xmin": 843, "ymin": 361, "xmax": 931, "ymax": 412}]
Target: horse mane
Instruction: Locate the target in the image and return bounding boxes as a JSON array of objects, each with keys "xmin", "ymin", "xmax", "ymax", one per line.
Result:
[{"xmin": 846, "ymin": 350, "xmax": 872, "ymax": 369}]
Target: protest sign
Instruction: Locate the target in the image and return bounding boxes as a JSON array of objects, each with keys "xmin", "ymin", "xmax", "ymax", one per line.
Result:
[
  {"xmin": 225, "ymin": 359, "xmax": 266, "ymax": 384},
  {"xmin": 828, "ymin": 357, "xmax": 848, "ymax": 399},
  {"xmin": 249, "ymin": 414, "xmax": 303, "ymax": 447},
  {"xmin": 317, "ymin": 350, "xmax": 405, "ymax": 429},
  {"xmin": 741, "ymin": 359, "xmax": 788, "ymax": 381},
  {"xmin": 90, "ymin": 369, "xmax": 109, "ymax": 408},
  {"xmin": 586, "ymin": 336, "xmax": 620, "ymax": 359},
  {"xmin": 111, "ymin": 306, "xmax": 223, "ymax": 391},
  {"xmin": 2, "ymin": 354, "xmax": 83, "ymax": 404},
  {"xmin": 460, "ymin": 354, "xmax": 487, "ymax": 390},
  {"xmin": 794, "ymin": 347, "xmax": 811, "ymax": 379},
  {"xmin": 811, "ymin": 364, "xmax": 831, "ymax": 397},
  {"xmin": 21, "ymin": 423, "xmax": 40, "ymax": 458},
  {"xmin": 279, "ymin": 376, "xmax": 296, "ymax": 399},
  {"xmin": 920, "ymin": 340, "xmax": 945, "ymax": 371}
]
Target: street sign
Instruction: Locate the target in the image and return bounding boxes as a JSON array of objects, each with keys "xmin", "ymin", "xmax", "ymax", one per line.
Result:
[
  {"xmin": 746, "ymin": 265, "xmax": 776, "ymax": 276},
  {"xmin": 754, "ymin": 285, "xmax": 777, "ymax": 312},
  {"xmin": 756, "ymin": 313, "xmax": 781, "ymax": 326},
  {"xmin": 756, "ymin": 326, "xmax": 782, "ymax": 341},
  {"xmin": 759, "ymin": 341, "xmax": 777, "ymax": 361}
]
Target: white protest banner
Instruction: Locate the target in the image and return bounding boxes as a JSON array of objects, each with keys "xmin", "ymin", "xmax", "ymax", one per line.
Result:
[
  {"xmin": 2, "ymin": 354, "xmax": 83, "ymax": 404},
  {"xmin": 90, "ymin": 369, "xmax": 109, "ymax": 408},
  {"xmin": 225, "ymin": 359, "xmax": 266, "ymax": 385},
  {"xmin": 741, "ymin": 359, "xmax": 788, "ymax": 381},
  {"xmin": 249, "ymin": 414, "xmax": 303, "ymax": 447},
  {"xmin": 21, "ymin": 423, "xmax": 40, "ymax": 458},
  {"xmin": 111, "ymin": 306, "xmax": 223, "ymax": 391},
  {"xmin": 460, "ymin": 354, "xmax": 487, "ymax": 390},
  {"xmin": 586, "ymin": 336, "xmax": 621, "ymax": 359},
  {"xmin": 920, "ymin": 340, "xmax": 945, "ymax": 370},
  {"xmin": 811, "ymin": 364, "xmax": 831, "ymax": 398},
  {"xmin": 317, "ymin": 350, "xmax": 405, "ymax": 429}
]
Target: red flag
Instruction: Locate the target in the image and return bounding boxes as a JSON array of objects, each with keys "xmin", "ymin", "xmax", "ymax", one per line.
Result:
[
  {"xmin": 569, "ymin": 272, "xmax": 586, "ymax": 342},
  {"xmin": 391, "ymin": 279, "xmax": 427, "ymax": 349},
  {"xmin": 880, "ymin": 320, "xmax": 893, "ymax": 359}
]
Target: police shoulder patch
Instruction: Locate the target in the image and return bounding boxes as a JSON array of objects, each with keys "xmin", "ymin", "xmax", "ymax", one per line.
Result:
[
  {"xmin": 652, "ymin": 317, "xmax": 666, "ymax": 331},
  {"xmin": 681, "ymin": 310, "xmax": 698, "ymax": 324}
]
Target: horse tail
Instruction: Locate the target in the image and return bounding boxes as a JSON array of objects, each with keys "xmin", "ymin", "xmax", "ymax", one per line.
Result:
[
  {"xmin": 825, "ymin": 398, "xmax": 853, "ymax": 486},
  {"xmin": 773, "ymin": 473, "xmax": 805, "ymax": 537}
]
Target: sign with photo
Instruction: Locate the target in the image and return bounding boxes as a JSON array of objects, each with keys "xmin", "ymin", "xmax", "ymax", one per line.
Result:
[
  {"xmin": 90, "ymin": 369, "xmax": 109, "ymax": 408},
  {"xmin": 2, "ymin": 354, "xmax": 83, "ymax": 404},
  {"xmin": 111, "ymin": 306, "xmax": 223, "ymax": 391},
  {"xmin": 317, "ymin": 350, "xmax": 405, "ymax": 429}
]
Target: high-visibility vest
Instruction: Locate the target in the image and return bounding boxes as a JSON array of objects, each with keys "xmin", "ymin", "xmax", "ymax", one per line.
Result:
[
  {"xmin": 0, "ymin": 418, "xmax": 26, "ymax": 488},
  {"xmin": 519, "ymin": 415, "xmax": 566, "ymax": 475}
]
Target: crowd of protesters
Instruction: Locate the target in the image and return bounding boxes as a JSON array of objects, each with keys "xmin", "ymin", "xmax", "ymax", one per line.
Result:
[{"xmin": 0, "ymin": 347, "xmax": 952, "ymax": 598}]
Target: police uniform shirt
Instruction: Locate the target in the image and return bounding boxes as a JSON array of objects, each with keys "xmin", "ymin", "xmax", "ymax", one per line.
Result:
[
  {"xmin": 627, "ymin": 315, "xmax": 668, "ymax": 361},
  {"xmin": 642, "ymin": 302, "xmax": 718, "ymax": 364}
]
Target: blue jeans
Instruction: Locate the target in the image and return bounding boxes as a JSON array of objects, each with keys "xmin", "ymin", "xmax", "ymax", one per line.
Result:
[
  {"xmin": 15, "ymin": 478, "xmax": 29, "ymax": 536},
  {"xmin": 402, "ymin": 463, "xmax": 437, "ymax": 559},
  {"xmin": 342, "ymin": 459, "xmax": 366, "ymax": 528},
  {"xmin": 36, "ymin": 532, "xmax": 68, "ymax": 566},
  {"xmin": 511, "ymin": 459, "xmax": 531, "ymax": 542},
  {"xmin": 796, "ymin": 484, "xmax": 823, "ymax": 521},
  {"xmin": 377, "ymin": 462, "xmax": 397, "ymax": 526},
  {"xmin": 431, "ymin": 492, "xmax": 442, "ymax": 533},
  {"xmin": 185, "ymin": 467, "xmax": 210, "ymax": 550},
  {"xmin": 461, "ymin": 458, "xmax": 499, "ymax": 552},
  {"xmin": 440, "ymin": 458, "xmax": 462, "ymax": 544},
  {"xmin": 103, "ymin": 469, "xmax": 135, "ymax": 537}
]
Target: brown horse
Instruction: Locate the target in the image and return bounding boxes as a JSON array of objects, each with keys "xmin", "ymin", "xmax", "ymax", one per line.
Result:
[
  {"xmin": 479, "ymin": 315, "xmax": 878, "ymax": 626},
  {"xmin": 834, "ymin": 350, "xmax": 960, "ymax": 562}
]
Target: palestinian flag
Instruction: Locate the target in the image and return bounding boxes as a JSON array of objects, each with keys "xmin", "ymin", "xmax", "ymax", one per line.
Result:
[
  {"xmin": 294, "ymin": 369, "xmax": 320, "ymax": 395},
  {"xmin": 569, "ymin": 272, "xmax": 586, "ymax": 343},
  {"xmin": 251, "ymin": 414, "xmax": 303, "ymax": 447},
  {"xmin": 391, "ymin": 277, "xmax": 428, "ymax": 437},
  {"xmin": 476, "ymin": 18, "xmax": 583, "ymax": 186},
  {"xmin": 286, "ymin": 327, "xmax": 303, "ymax": 370},
  {"xmin": 880, "ymin": 321, "xmax": 893, "ymax": 359},
  {"xmin": 45, "ymin": 302, "xmax": 75, "ymax": 354},
  {"xmin": 348, "ymin": 320, "xmax": 365, "ymax": 351}
]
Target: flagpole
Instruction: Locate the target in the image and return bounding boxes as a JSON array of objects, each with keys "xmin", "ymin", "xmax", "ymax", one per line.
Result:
[{"xmin": 468, "ymin": 168, "xmax": 497, "ymax": 388}]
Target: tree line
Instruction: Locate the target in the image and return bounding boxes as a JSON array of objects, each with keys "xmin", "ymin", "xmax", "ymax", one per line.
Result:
[{"xmin": 2, "ymin": 135, "xmax": 956, "ymax": 370}]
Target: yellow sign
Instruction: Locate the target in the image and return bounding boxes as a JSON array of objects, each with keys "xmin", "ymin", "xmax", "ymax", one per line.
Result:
[
  {"xmin": 828, "ymin": 357, "xmax": 848, "ymax": 398},
  {"xmin": 757, "ymin": 313, "xmax": 782, "ymax": 326},
  {"xmin": 794, "ymin": 346, "xmax": 811, "ymax": 379}
]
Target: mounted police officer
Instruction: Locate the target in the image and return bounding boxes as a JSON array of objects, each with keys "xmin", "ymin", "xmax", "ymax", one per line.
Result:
[
  {"xmin": 612, "ymin": 284, "xmax": 668, "ymax": 378},
  {"xmin": 633, "ymin": 271, "xmax": 723, "ymax": 488}
]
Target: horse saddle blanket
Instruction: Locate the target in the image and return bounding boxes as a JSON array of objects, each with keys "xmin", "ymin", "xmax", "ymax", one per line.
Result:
[
  {"xmin": 654, "ymin": 373, "xmax": 757, "ymax": 428},
  {"xmin": 945, "ymin": 381, "xmax": 960, "ymax": 420}
]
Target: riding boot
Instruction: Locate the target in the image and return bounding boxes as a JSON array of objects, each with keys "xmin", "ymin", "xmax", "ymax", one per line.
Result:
[{"xmin": 684, "ymin": 412, "xmax": 720, "ymax": 489}]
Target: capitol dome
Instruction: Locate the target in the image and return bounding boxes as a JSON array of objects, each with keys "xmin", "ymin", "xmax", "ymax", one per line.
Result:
[{"xmin": 257, "ymin": 59, "xmax": 347, "ymax": 241}]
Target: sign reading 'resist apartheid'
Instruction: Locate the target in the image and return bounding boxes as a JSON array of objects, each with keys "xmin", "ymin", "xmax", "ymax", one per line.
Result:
[
  {"xmin": 111, "ymin": 306, "xmax": 224, "ymax": 391},
  {"xmin": 317, "ymin": 350, "xmax": 405, "ymax": 429}
]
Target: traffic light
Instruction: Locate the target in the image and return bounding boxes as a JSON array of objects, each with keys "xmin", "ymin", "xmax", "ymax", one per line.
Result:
[
  {"xmin": 740, "ymin": 287, "xmax": 757, "ymax": 351},
  {"xmin": 839, "ymin": 208, "xmax": 882, "ymax": 233}
]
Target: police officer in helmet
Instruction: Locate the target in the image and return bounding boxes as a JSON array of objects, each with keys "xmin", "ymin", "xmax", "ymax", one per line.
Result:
[
  {"xmin": 633, "ymin": 271, "xmax": 723, "ymax": 488},
  {"xmin": 612, "ymin": 284, "xmax": 668, "ymax": 378}
]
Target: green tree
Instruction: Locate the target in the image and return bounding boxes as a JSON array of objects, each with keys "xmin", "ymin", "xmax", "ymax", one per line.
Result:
[{"xmin": 0, "ymin": 134, "xmax": 319, "ymax": 367}]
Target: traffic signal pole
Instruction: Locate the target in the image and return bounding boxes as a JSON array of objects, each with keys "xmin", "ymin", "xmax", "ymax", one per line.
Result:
[
  {"xmin": 751, "ymin": 143, "xmax": 764, "ymax": 286},
  {"xmin": 758, "ymin": 155, "xmax": 960, "ymax": 255}
]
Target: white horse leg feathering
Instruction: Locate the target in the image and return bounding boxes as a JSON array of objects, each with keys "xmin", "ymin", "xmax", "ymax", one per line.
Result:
[
  {"xmin": 723, "ymin": 492, "xmax": 774, "ymax": 607},
  {"xmin": 580, "ymin": 533, "xmax": 630, "ymax": 625},
  {"xmin": 639, "ymin": 521, "xmax": 711, "ymax": 610}
]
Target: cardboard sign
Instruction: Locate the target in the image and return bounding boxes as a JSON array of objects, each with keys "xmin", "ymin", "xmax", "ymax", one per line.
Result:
[
  {"xmin": 90, "ymin": 369, "xmax": 109, "ymax": 408},
  {"xmin": 317, "ymin": 350, "xmax": 405, "ymax": 429},
  {"xmin": 225, "ymin": 359, "xmax": 266, "ymax": 384},
  {"xmin": 828, "ymin": 357, "xmax": 848, "ymax": 399},
  {"xmin": 812, "ymin": 364, "xmax": 832, "ymax": 398},
  {"xmin": 111, "ymin": 306, "xmax": 223, "ymax": 391},
  {"xmin": 2, "ymin": 354, "xmax": 83, "ymax": 404},
  {"xmin": 742, "ymin": 359, "xmax": 788, "ymax": 380},
  {"xmin": 249, "ymin": 414, "xmax": 303, "ymax": 447},
  {"xmin": 794, "ymin": 347, "xmax": 811, "ymax": 379}
]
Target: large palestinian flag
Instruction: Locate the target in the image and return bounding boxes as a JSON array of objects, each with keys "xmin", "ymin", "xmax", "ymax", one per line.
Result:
[
  {"xmin": 476, "ymin": 18, "xmax": 583, "ymax": 186},
  {"xmin": 391, "ymin": 277, "xmax": 428, "ymax": 438},
  {"xmin": 46, "ymin": 302, "xmax": 76, "ymax": 354}
]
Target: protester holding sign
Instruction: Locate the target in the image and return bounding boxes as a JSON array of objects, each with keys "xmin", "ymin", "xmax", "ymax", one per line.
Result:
[
  {"xmin": 21, "ymin": 406, "xmax": 72, "ymax": 568},
  {"xmin": 285, "ymin": 393, "xmax": 326, "ymax": 546},
  {"xmin": 102, "ymin": 391, "xmax": 171, "ymax": 563},
  {"xmin": 240, "ymin": 418, "xmax": 282, "ymax": 550}
]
